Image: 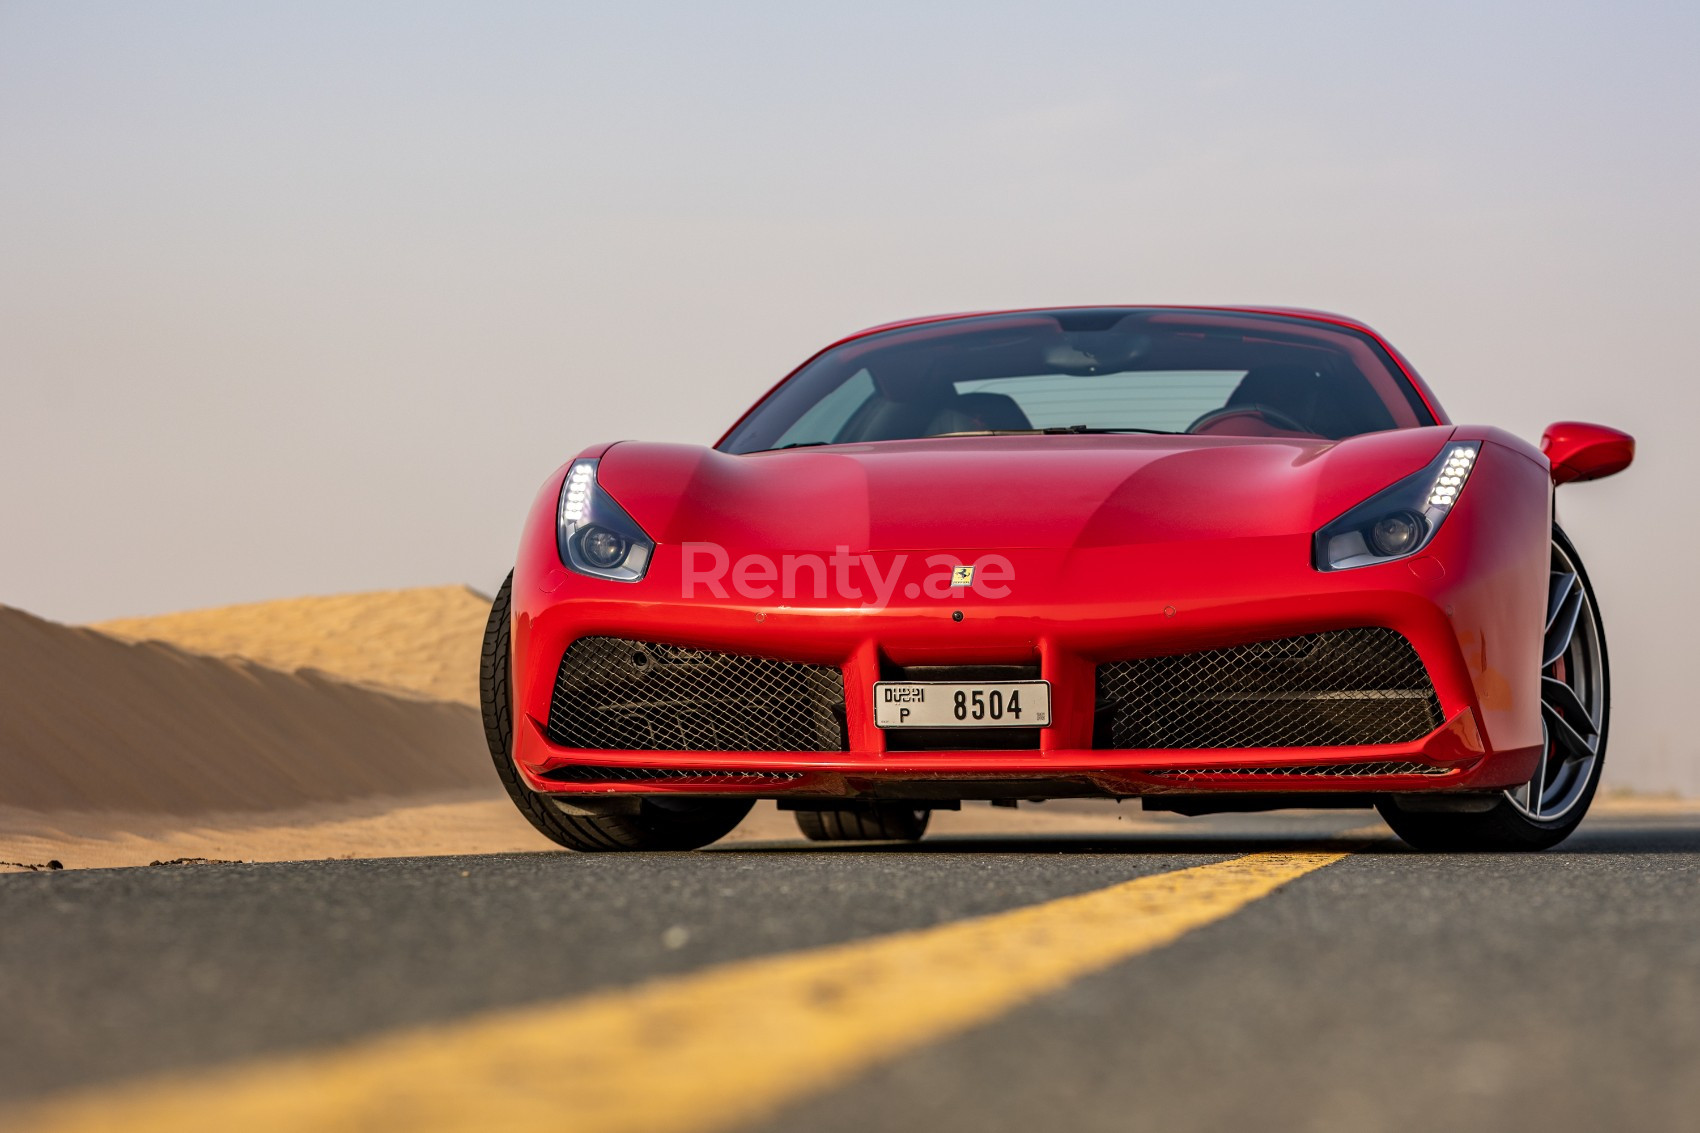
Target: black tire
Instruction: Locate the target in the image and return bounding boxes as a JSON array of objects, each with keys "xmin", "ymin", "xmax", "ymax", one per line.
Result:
[
  {"xmin": 480, "ymin": 573, "xmax": 753, "ymax": 852},
  {"xmin": 794, "ymin": 804, "xmax": 930, "ymax": 842},
  {"xmin": 1376, "ymin": 527, "xmax": 1609, "ymax": 852}
]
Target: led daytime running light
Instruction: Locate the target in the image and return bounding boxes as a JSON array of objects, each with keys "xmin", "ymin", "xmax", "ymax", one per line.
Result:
[
  {"xmin": 562, "ymin": 462, "xmax": 594, "ymax": 525},
  {"xmin": 1428, "ymin": 445, "xmax": 1477, "ymax": 509}
]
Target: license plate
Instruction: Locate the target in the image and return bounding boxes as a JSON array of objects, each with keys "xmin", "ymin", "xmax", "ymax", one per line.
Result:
[{"xmin": 873, "ymin": 681, "xmax": 1051, "ymax": 728}]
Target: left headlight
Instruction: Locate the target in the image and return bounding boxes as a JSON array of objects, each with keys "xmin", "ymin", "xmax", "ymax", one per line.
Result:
[
  {"xmin": 558, "ymin": 459, "xmax": 654, "ymax": 582},
  {"xmin": 1313, "ymin": 442, "xmax": 1480, "ymax": 571}
]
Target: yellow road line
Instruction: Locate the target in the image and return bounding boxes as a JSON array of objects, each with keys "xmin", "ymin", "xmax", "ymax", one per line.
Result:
[{"xmin": 8, "ymin": 851, "xmax": 1346, "ymax": 1133}]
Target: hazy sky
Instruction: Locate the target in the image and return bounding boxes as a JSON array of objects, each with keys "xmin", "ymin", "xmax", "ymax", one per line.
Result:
[{"xmin": 3, "ymin": 2, "xmax": 1697, "ymax": 789}]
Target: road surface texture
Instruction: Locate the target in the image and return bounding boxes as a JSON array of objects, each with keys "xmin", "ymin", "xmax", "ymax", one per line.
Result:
[{"xmin": 2, "ymin": 806, "xmax": 1697, "ymax": 1133}]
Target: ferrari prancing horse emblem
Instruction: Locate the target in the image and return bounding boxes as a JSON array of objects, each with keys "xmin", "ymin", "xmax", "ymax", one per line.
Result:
[{"xmin": 950, "ymin": 565, "xmax": 974, "ymax": 587}]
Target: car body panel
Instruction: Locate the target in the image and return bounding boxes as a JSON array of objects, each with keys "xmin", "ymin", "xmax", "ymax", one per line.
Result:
[
  {"xmin": 599, "ymin": 428, "xmax": 1453, "ymax": 553},
  {"xmin": 508, "ymin": 312, "xmax": 1555, "ymax": 807}
]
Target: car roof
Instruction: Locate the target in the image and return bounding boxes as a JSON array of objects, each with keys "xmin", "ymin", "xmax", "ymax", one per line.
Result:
[{"xmin": 827, "ymin": 305, "xmax": 1379, "ymax": 352}]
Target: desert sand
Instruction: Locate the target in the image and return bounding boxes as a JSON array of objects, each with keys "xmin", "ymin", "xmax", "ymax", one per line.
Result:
[
  {"xmin": 1, "ymin": 595, "xmax": 519, "ymax": 870},
  {"xmin": 93, "ymin": 585, "xmax": 493, "ymax": 705},
  {"xmin": 0, "ymin": 604, "xmax": 490, "ymax": 817}
]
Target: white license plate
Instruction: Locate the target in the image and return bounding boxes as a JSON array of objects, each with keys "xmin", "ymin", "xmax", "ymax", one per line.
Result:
[{"xmin": 873, "ymin": 681, "xmax": 1050, "ymax": 728}]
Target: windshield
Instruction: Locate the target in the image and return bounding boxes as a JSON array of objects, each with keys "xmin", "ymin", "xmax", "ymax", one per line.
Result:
[{"xmin": 719, "ymin": 308, "xmax": 1434, "ymax": 454}]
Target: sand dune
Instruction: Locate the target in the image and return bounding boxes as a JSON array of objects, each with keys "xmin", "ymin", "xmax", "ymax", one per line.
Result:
[
  {"xmin": 92, "ymin": 585, "xmax": 492, "ymax": 705},
  {"xmin": 0, "ymin": 605, "xmax": 490, "ymax": 820}
]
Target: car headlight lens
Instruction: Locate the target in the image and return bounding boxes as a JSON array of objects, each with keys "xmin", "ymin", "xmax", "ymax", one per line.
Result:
[
  {"xmin": 1370, "ymin": 511, "xmax": 1425, "ymax": 557},
  {"xmin": 1314, "ymin": 443, "xmax": 1480, "ymax": 571},
  {"xmin": 557, "ymin": 459, "xmax": 653, "ymax": 582},
  {"xmin": 577, "ymin": 526, "xmax": 630, "ymax": 569}
]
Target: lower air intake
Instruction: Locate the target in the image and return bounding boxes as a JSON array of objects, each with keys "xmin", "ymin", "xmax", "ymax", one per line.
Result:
[
  {"xmin": 1146, "ymin": 762, "xmax": 1452, "ymax": 778},
  {"xmin": 1097, "ymin": 627, "xmax": 1442, "ymax": 749},
  {"xmin": 547, "ymin": 637, "xmax": 847, "ymax": 752},
  {"xmin": 541, "ymin": 765, "xmax": 803, "ymax": 784}
]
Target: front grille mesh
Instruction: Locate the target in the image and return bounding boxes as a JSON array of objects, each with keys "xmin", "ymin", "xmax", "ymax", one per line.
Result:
[
  {"xmin": 1097, "ymin": 627, "xmax": 1441, "ymax": 749},
  {"xmin": 546, "ymin": 637, "xmax": 846, "ymax": 752},
  {"xmin": 1147, "ymin": 762, "xmax": 1452, "ymax": 778}
]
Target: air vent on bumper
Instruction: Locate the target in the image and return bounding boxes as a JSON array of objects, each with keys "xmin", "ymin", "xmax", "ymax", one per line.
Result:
[
  {"xmin": 1096, "ymin": 628, "xmax": 1442, "ymax": 749},
  {"xmin": 547, "ymin": 637, "xmax": 847, "ymax": 752}
]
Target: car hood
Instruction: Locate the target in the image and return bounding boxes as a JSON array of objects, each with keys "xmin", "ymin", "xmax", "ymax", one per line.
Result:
[{"xmin": 595, "ymin": 429, "xmax": 1456, "ymax": 554}]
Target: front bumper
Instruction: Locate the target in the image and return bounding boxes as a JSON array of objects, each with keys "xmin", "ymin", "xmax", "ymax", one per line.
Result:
[
  {"xmin": 512, "ymin": 711, "xmax": 1499, "ymax": 801},
  {"xmin": 507, "ymin": 470, "xmax": 1550, "ymax": 800}
]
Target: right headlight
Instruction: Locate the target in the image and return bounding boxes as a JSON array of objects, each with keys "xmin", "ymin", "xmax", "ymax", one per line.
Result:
[
  {"xmin": 1313, "ymin": 442, "xmax": 1480, "ymax": 571},
  {"xmin": 557, "ymin": 459, "xmax": 654, "ymax": 582}
]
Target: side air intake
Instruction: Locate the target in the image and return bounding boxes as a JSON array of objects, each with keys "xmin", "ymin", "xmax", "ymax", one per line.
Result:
[
  {"xmin": 547, "ymin": 637, "xmax": 847, "ymax": 752},
  {"xmin": 1096, "ymin": 628, "xmax": 1442, "ymax": 749}
]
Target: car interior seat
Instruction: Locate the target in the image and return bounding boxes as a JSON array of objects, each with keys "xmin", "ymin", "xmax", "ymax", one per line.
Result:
[
  {"xmin": 1206, "ymin": 364, "xmax": 1392, "ymax": 438},
  {"xmin": 922, "ymin": 392, "xmax": 1033, "ymax": 436}
]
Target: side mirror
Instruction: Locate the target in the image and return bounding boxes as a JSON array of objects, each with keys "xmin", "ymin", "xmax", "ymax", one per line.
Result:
[{"xmin": 1541, "ymin": 422, "xmax": 1635, "ymax": 485}]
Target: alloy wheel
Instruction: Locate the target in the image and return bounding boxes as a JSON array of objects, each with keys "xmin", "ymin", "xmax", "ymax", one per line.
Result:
[{"xmin": 1507, "ymin": 536, "xmax": 1605, "ymax": 821}]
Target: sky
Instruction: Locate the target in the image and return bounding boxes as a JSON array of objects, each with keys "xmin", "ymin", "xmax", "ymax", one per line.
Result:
[{"xmin": 3, "ymin": 1, "xmax": 1698, "ymax": 789}]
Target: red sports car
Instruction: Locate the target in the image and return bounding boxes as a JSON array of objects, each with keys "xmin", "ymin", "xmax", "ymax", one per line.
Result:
[{"xmin": 481, "ymin": 307, "xmax": 1633, "ymax": 852}]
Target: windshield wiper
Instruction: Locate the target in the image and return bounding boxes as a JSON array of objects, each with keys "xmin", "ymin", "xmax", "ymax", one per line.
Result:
[
  {"xmin": 1041, "ymin": 425, "xmax": 1179, "ymax": 435},
  {"xmin": 931, "ymin": 426, "xmax": 1180, "ymax": 437},
  {"xmin": 753, "ymin": 427, "xmax": 1179, "ymax": 452}
]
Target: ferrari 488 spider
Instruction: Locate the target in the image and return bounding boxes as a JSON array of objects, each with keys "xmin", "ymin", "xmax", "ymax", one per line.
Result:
[{"xmin": 481, "ymin": 307, "xmax": 1633, "ymax": 851}]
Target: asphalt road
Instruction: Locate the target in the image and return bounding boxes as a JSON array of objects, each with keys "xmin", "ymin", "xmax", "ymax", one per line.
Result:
[{"xmin": 3, "ymin": 807, "xmax": 1698, "ymax": 1133}]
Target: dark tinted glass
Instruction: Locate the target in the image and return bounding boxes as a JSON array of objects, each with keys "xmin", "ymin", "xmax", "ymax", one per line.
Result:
[{"xmin": 720, "ymin": 309, "xmax": 1432, "ymax": 453}]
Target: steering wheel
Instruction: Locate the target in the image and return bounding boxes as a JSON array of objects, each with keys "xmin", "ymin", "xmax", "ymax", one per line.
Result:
[{"xmin": 1187, "ymin": 402, "xmax": 1312, "ymax": 435}]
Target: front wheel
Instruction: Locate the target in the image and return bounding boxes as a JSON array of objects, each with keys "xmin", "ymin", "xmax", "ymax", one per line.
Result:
[
  {"xmin": 480, "ymin": 572, "xmax": 752, "ymax": 852},
  {"xmin": 1377, "ymin": 527, "xmax": 1609, "ymax": 851}
]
